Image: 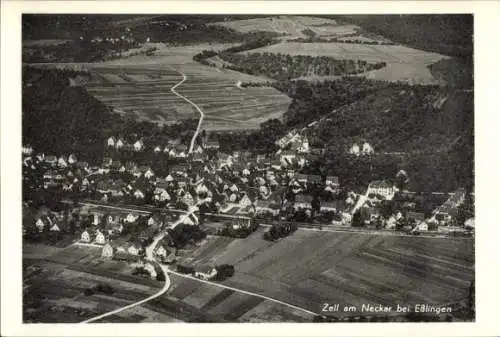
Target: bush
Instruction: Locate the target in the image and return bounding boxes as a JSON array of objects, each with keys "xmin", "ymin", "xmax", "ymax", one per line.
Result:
[
  {"xmin": 177, "ymin": 264, "xmax": 195, "ymax": 275},
  {"xmin": 214, "ymin": 264, "xmax": 235, "ymax": 281},
  {"xmin": 156, "ymin": 272, "xmax": 166, "ymax": 282},
  {"xmin": 83, "ymin": 288, "xmax": 94, "ymax": 296}
]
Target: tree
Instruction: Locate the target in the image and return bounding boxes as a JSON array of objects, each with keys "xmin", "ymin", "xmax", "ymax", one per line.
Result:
[{"xmin": 352, "ymin": 210, "xmax": 364, "ymax": 227}]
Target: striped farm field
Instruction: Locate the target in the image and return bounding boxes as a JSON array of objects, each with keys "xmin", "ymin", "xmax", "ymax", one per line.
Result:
[
  {"xmin": 82, "ymin": 61, "xmax": 291, "ymax": 130},
  {"xmin": 180, "ymin": 227, "xmax": 474, "ymax": 317}
]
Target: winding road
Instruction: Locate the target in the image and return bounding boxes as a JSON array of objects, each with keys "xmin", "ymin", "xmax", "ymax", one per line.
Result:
[{"xmin": 169, "ymin": 69, "xmax": 205, "ymax": 154}]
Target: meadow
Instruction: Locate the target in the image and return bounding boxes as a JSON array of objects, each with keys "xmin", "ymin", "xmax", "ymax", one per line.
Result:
[
  {"xmin": 179, "ymin": 227, "xmax": 474, "ymax": 317},
  {"xmin": 210, "ymin": 16, "xmax": 358, "ymax": 39}
]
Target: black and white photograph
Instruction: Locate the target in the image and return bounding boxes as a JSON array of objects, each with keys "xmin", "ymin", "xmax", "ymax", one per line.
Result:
[{"xmin": 3, "ymin": 1, "xmax": 500, "ymax": 335}]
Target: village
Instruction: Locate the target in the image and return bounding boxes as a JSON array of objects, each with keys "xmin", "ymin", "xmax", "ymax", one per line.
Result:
[{"xmin": 22, "ymin": 126, "xmax": 475, "ymax": 283}]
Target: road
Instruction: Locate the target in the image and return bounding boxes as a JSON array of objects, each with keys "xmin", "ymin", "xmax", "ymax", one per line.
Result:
[{"xmin": 169, "ymin": 69, "xmax": 205, "ymax": 154}]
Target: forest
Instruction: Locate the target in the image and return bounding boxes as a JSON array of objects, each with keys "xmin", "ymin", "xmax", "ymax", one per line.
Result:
[{"xmin": 217, "ymin": 52, "xmax": 386, "ymax": 81}]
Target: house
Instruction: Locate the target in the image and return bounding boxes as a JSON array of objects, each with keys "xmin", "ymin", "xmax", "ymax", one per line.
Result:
[
  {"xmin": 194, "ymin": 265, "xmax": 218, "ymax": 281},
  {"xmin": 68, "ymin": 154, "xmax": 78, "ymax": 165},
  {"xmin": 362, "ymin": 142, "xmax": 374, "ymax": 155},
  {"xmin": 154, "ymin": 187, "xmax": 171, "ymax": 202},
  {"xmin": 34, "ymin": 214, "xmax": 57, "ymax": 232},
  {"xmin": 127, "ymin": 240, "xmax": 143, "ymax": 255},
  {"xmin": 107, "ymin": 136, "xmax": 116, "ymax": 147},
  {"xmin": 294, "ymin": 194, "xmax": 313, "ymax": 210},
  {"xmin": 81, "ymin": 229, "xmax": 92, "ymax": 243},
  {"xmin": 22, "ymin": 144, "xmax": 34, "ymax": 155},
  {"xmin": 147, "ymin": 214, "xmax": 161, "ymax": 227},
  {"xmin": 433, "ymin": 188, "xmax": 467, "ymax": 224},
  {"xmin": 414, "ymin": 222, "xmax": 429, "ymax": 232},
  {"xmin": 115, "ymin": 138, "xmax": 125, "ymax": 149},
  {"xmin": 154, "ymin": 145, "xmax": 162, "ymax": 153},
  {"xmin": 101, "ymin": 243, "xmax": 115, "ymax": 258},
  {"xmin": 349, "ymin": 143, "xmax": 360, "ymax": 156},
  {"xmin": 49, "ymin": 222, "xmax": 60, "ymax": 232},
  {"xmin": 296, "ymin": 135, "xmax": 310, "ymax": 153},
  {"xmin": 239, "ymin": 193, "xmax": 253, "ymax": 208},
  {"xmin": 155, "ymin": 243, "xmax": 169, "ymax": 259},
  {"xmin": 125, "ymin": 213, "xmax": 139, "ymax": 223},
  {"xmin": 133, "ymin": 139, "xmax": 145, "ymax": 152},
  {"xmin": 95, "ymin": 230, "xmax": 107, "ymax": 245},
  {"xmin": 134, "ymin": 189, "xmax": 145, "ymax": 199},
  {"xmin": 144, "ymin": 168, "xmax": 155, "ymax": 179},
  {"xmin": 280, "ymin": 151, "xmax": 296, "ymax": 166},
  {"xmin": 366, "ymin": 180, "xmax": 397, "ymax": 200}
]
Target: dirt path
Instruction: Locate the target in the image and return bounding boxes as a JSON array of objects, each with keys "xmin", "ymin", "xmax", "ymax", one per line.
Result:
[{"xmin": 169, "ymin": 69, "xmax": 205, "ymax": 154}]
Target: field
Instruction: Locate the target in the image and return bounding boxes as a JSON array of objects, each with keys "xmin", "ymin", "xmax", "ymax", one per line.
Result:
[
  {"xmin": 210, "ymin": 16, "xmax": 358, "ymax": 39},
  {"xmin": 23, "ymin": 244, "xmax": 167, "ymax": 323},
  {"xmin": 80, "ymin": 44, "xmax": 291, "ymax": 131},
  {"xmin": 242, "ymin": 42, "xmax": 450, "ymax": 84},
  {"xmin": 178, "ymin": 228, "xmax": 474, "ymax": 318},
  {"xmin": 23, "ymin": 243, "xmax": 313, "ymax": 322}
]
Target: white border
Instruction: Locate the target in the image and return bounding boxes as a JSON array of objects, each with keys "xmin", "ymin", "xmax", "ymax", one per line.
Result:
[{"xmin": 2, "ymin": 1, "xmax": 500, "ymax": 336}]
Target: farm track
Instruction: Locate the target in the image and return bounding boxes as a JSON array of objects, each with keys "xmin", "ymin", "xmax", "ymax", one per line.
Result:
[{"xmin": 168, "ymin": 69, "xmax": 205, "ymax": 153}]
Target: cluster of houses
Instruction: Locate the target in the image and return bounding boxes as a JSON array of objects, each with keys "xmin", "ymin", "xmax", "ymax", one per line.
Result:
[
  {"xmin": 106, "ymin": 136, "xmax": 202, "ymax": 158},
  {"xmin": 24, "ymin": 136, "xmax": 474, "ymax": 240},
  {"xmin": 275, "ymin": 129, "xmax": 375, "ymax": 157},
  {"xmin": 348, "ymin": 181, "xmax": 473, "ymax": 232},
  {"xmin": 23, "ymin": 151, "xmax": 93, "ymax": 192}
]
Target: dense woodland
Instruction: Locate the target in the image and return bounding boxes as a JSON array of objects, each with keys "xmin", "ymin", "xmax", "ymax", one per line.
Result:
[
  {"xmin": 335, "ymin": 15, "xmax": 473, "ymax": 59},
  {"xmin": 217, "ymin": 52, "xmax": 386, "ymax": 81}
]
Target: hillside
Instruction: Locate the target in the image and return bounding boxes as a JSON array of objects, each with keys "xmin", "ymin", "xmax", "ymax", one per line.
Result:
[{"xmin": 337, "ymin": 15, "xmax": 473, "ymax": 59}]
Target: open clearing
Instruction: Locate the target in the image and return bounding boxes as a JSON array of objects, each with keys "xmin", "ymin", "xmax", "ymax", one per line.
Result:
[
  {"xmin": 178, "ymin": 228, "xmax": 474, "ymax": 317},
  {"xmin": 210, "ymin": 16, "xmax": 358, "ymax": 39}
]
